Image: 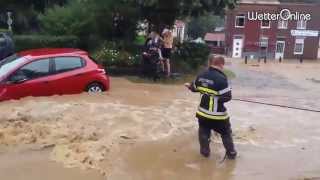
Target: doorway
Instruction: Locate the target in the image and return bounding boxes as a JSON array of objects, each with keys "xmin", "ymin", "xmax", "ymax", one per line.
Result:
[
  {"xmin": 232, "ymin": 37, "xmax": 243, "ymax": 58},
  {"xmin": 275, "ymin": 41, "xmax": 285, "ymax": 59}
]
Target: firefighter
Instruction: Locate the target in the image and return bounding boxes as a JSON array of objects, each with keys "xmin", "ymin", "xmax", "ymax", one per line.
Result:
[{"xmin": 185, "ymin": 55, "xmax": 237, "ymax": 159}]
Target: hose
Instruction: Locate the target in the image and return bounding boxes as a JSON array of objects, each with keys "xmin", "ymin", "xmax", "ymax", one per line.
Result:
[{"xmin": 232, "ymin": 98, "xmax": 320, "ymax": 113}]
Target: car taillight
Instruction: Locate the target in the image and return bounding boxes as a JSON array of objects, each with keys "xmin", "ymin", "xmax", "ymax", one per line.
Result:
[{"xmin": 97, "ymin": 64, "xmax": 107, "ymax": 75}]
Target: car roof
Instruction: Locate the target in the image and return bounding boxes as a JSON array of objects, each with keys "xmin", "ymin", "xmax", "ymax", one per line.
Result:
[{"xmin": 18, "ymin": 48, "xmax": 88, "ymax": 59}]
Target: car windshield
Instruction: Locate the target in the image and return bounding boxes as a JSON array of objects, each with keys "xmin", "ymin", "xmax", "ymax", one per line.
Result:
[{"xmin": 0, "ymin": 54, "xmax": 28, "ymax": 80}]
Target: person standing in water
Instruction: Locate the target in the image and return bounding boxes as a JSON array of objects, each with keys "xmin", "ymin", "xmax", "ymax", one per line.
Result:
[
  {"xmin": 161, "ymin": 28, "xmax": 173, "ymax": 77},
  {"xmin": 185, "ymin": 55, "xmax": 237, "ymax": 159}
]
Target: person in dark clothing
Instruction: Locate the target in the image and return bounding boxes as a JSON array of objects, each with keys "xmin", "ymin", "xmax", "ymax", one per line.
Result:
[
  {"xmin": 141, "ymin": 36, "xmax": 153, "ymax": 77},
  {"xmin": 142, "ymin": 32, "xmax": 163, "ymax": 80},
  {"xmin": 185, "ymin": 55, "xmax": 237, "ymax": 160}
]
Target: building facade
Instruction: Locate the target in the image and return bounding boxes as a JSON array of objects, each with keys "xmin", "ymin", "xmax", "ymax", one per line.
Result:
[
  {"xmin": 204, "ymin": 32, "xmax": 226, "ymax": 55},
  {"xmin": 225, "ymin": 1, "xmax": 320, "ymax": 59}
]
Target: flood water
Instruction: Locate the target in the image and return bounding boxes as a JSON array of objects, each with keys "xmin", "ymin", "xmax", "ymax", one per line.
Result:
[{"xmin": 0, "ymin": 59, "xmax": 320, "ymax": 180}]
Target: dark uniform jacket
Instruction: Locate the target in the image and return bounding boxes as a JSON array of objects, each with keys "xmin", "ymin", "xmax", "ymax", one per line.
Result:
[{"xmin": 190, "ymin": 67, "xmax": 232, "ymax": 120}]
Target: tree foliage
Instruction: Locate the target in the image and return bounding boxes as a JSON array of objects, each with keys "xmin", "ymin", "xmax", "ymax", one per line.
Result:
[
  {"xmin": 137, "ymin": 0, "xmax": 237, "ymax": 31},
  {"xmin": 187, "ymin": 14, "xmax": 224, "ymax": 39},
  {"xmin": 39, "ymin": 0, "xmax": 140, "ymax": 49},
  {"xmin": 39, "ymin": 1, "xmax": 94, "ymax": 36},
  {"xmin": 0, "ymin": 0, "xmax": 68, "ymax": 33},
  {"xmin": 86, "ymin": 0, "xmax": 140, "ymax": 40},
  {"xmin": 2, "ymin": 0, "xmax": 237, "ymax": 35},
  {"xmin": 0, "ymin": 0, "xmax": 67, "ymax": 12}
]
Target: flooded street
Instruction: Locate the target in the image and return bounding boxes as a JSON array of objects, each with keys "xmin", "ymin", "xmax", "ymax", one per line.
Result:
[
  {"xmin": 0, "ymin": 148, "xmax": 103, "ymax": 180},
  {"xmin": 0, "ymin": 59, "xmax": 320, "ymax": 180}
]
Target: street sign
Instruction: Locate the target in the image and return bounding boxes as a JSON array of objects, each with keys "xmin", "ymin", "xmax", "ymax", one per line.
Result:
[{"xmin": 291, "ymin": 30, "xmax": 319, "ymax": 37}]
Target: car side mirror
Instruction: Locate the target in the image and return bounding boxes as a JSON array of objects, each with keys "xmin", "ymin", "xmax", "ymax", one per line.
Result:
[{"xmin": 8, "ymin": 74, "xmax": 28, "ymax": 84}]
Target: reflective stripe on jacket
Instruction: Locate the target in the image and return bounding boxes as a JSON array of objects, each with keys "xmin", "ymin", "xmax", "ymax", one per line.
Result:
[{"xmin": 190, "ymin": 67, "xmax": 232, "ymax": 120}]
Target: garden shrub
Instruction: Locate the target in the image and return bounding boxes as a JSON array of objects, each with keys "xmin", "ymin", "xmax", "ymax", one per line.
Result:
[
  {"xmin": 92, "ymin": 42, "xmax": 140, "ymax": 68},
  {"xmin": 172, "ymin": 42, "xmax": 210, "ymax": 73},
  {"xmin": 92, "ymin": 41, "xmax": 210, "ymax": 75}
]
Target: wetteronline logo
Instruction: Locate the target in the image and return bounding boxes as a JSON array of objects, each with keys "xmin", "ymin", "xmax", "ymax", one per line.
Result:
[{"xmin": 248, "ymin": 9, "xmax": 312, "ymax": 21}]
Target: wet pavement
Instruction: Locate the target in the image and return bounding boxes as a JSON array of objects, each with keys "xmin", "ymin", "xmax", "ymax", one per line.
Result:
[{"xmin": 0, "ymin": 59, "xmax": 320, "ymax": 180}]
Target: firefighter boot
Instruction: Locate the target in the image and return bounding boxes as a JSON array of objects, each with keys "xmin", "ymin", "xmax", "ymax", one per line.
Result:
[{"xmin": 221, "ymin": 133, "xmax": 237, "ymax": 160}]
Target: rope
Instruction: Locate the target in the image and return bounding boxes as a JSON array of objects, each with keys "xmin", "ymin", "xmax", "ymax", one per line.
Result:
[{"xmin": 232, "ymin": 98, "xmax": 320, "ymax": 113}]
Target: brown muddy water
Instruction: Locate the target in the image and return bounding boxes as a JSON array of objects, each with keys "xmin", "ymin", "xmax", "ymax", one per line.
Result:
[{"xmin": 1, "ymin": 60, "xmax": 320, "ymax": 180}]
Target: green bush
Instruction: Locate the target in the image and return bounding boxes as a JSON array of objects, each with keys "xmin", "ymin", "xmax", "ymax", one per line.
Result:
[
  {"xmin": 14, "ymin": 35, "xmax": 80, "ymax": 51},
  {"xmin": 0, "ymin": 29, "xmax": 13, "ymax": 37},
  {"xmin": 92, "ymin": 42, "xmax": 140, "ymax": 67},
  {"xmin": 173, "ymin": 42, "xmax": 210, "ymax": 73},
  {"xmin": 38, "ymin": 0, "xmax": 139, "ymax": 50},
  {"xmin": 92, "ymin": 42, "xmax": 210, "ymax": 73},
  {"xmin": 39, "ymin": 2, "xmax": 93, "ymax": 37},
  {"xmin": 38, "ymin": 1, "xmax": 95, "ymax": 50}
]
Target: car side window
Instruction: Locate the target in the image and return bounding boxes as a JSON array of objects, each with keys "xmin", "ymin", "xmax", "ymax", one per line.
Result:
[
  {"xmin": 54, "ymin": 57, "xmax": 84, "ymax": 74},
  {"xmin": 10, "ymin": 59, "xmax": 50, "ymax": 81}
]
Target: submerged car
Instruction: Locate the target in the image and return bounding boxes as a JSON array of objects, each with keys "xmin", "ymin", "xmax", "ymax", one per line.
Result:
[{"xmin": 0, "ymin": 48, "xmax": 109, "ymax": 101}]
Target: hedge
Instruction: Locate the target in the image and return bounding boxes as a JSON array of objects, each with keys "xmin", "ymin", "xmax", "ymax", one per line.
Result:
[
  {"xmin": 0, "ymin": 29, "xmax": 10, "ymax": 33},
  {"xmin": 13, "ymin": 35, "xmax": 80, "ymax": 51},
  {"xmin": 172, "ymin": 42, "xmax": 210, "ymax": 73},
  {"xmin": 92, "ymin": 41, "xmax": 210, "ymax": 75},
  {"xmin": 92, "ymin": 41, "xmax": 142, "ymax": 68}
]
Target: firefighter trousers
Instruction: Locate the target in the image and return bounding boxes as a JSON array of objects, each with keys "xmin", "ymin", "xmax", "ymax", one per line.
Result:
[{"xmin": 198, "ymin": 117, "xmax": 236, "ymax": 157}]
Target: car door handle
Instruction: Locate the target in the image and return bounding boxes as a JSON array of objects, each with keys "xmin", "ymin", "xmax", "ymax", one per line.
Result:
[{"xmin": 43, "ymin": 81, "xmax": 49, "ymax": 84}]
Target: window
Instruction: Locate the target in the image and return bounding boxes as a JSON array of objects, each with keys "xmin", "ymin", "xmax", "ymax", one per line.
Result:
[
  {"xmin": 0, "ymin": 55, "xmax": 27, "ymax": 79},
  {"xmin": 297, "ymin": 20, "xmax": 307, "ymax": 30},
  {"xmin": 278, "ymin": 20, "xmax": 288, "ymax": 29},
  {"xmin": 260, "ymin": 37, "xmax": 269, "ymax": 48},
  {"xmin": 235, "ymin": 15, "xmax": 245, "ymax": 28},
  {"xmin": 294, "ymin": 38, "xmax": 304, "ymax": 55},
  {"xmin": 261, "ymin": 20, "xmax": 270, "ymax": 29},
  {"xmin": 54, "ymin": 57, "xmax": 84, "ymax": 73},
  {"xmin": 211, "ymin": 41, "xmax": 218, "ymax": 46},
  {"xmin": 11, "ymin": 59, "xmax": 50, "ymax": 80}
]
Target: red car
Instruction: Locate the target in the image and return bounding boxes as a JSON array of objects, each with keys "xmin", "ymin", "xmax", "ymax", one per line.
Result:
[{"xmin": 0, "ymin": 48, "xmax": 110, "ymax": 101}]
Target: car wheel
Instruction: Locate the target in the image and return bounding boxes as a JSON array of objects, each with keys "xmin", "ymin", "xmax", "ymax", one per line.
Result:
[{"xmin": 86, "ymin": 83, "xmax": 104, "ymax": 93}]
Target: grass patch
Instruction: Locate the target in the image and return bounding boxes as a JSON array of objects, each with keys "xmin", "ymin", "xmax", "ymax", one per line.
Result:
[{"xmin": 125, "ymin": 68, "xmax": 236, "ymax": 85}]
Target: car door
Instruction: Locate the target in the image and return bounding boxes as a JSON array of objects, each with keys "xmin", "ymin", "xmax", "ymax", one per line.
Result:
[
  {"xmin": 49, "ymin": 56, "xmax": 87, "ymax": 95},
  {"xmin": 4, "ymin": 58, "xmax": 53, "ymax": 99}
]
